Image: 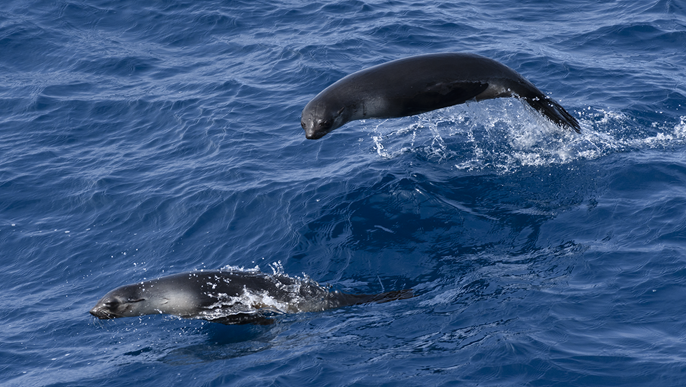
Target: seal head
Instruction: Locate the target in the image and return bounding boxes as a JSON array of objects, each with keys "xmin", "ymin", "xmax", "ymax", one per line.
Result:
[
  {"xmin": 89, "ymin": 284, "xmax": 148, "ymax": 319},
  {"xmin": 301, "ymin": 97, "xmax": 350, "ymax": 139},
  {"xmin": 89, "ymin": 279, "xmax": 199, "ymax": 319}
]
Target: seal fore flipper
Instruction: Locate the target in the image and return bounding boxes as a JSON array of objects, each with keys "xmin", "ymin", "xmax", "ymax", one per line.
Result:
[
  {"xmin": 208, "ymin": 312, "xmax": 278, "ymax": 325},
  {"xmin": 404, "ymin": 81, "xmax": 488, "ymax": 117}
]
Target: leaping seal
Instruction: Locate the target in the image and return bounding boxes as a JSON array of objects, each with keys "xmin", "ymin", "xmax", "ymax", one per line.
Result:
[
  {"xmin": 90, "ymin": 269, "xmax": 412, "ymax": 325},
  {"xmin": 301, "ymin": 53, "xmax": 580, "ymax": 139}
]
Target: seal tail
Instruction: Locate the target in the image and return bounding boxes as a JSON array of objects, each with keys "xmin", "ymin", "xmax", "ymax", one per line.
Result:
[{"xmin": 522, "ymin": 94, "xmax": 580, "ymax": 133}]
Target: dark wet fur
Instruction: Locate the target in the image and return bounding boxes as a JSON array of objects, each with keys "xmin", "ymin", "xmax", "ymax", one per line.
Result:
[{"xmin": 523, "ymin": 94, "xmax": 581, "ymax": 133}]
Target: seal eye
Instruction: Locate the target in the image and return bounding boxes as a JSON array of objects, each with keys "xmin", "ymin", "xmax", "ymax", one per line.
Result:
[
  {"xmin": 104, "ymin": 300, "xmax": 119, "ymax": 309},
  {"xmin": 301, "ymin": 121, "xmax": 306, "ymax": 129}
]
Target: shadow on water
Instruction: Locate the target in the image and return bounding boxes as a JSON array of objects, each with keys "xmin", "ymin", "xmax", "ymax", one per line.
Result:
[
  {"xmin": 158, "ymin": 322, "xmax": 283, "ymax": 364},
  {"xmin": 90, "ymin": 316, "xmax": 287, "ymax": 364}
]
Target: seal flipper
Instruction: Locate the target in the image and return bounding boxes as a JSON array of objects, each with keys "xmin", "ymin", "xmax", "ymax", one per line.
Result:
[
  {"xmin": 357, "ymin": 289, "xmax": 414, "ymax": 304},
  {"xmin": 208, "ymin": 312, "xmax": 278, "ymax": 325},
  {"xmin": 331, "ymin": 289, "xmax": 415, "ymax": 307},
  {"xmin": 522, "ymin": 94, "xmax": 581, "ymax": 133},
  {"xmin": 403, "ymin": 81, "xmax": 488, "ymax": 117}
]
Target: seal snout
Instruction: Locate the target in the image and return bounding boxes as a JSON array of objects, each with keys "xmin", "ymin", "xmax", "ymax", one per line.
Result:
[
  {"xmin": 302, "ymin": 121, "xmax": 331, "ymax": 140},
  {"xmin": 305, "ymin": 130, "xmax": 326, "ymax": 140},
  {"xmin": 301, "ymin": 119, "xmax": 324, "ymax": 140},
  {"xmin": 89, "ymin": 305, "xmax": 112, "ymax": 319},
  {"xmin": 301, "ymin": 110, "xmax": 333, "ymax": 140}
]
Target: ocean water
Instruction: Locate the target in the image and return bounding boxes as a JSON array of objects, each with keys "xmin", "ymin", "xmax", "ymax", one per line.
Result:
[{"xmin": 1, "ymin": 0, "xmax": 686, "ymax": 385}]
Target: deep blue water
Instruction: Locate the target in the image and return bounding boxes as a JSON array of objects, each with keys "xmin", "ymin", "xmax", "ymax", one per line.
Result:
[{"xmin": 2, "ymin": 0, "xmax": 686, "ymax": 385}]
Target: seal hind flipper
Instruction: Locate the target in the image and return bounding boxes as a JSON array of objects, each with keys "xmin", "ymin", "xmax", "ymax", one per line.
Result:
[
  {"xmin": 523, "ymin": 94, "xmax": 581, "ymax": 133},
  {"xmin": 360, "ymin": 289, "xmax": 414, "ymax": 304},
  {"xmin": 332, "ymin": 288, "xmax": 415, "ymax": 307}
]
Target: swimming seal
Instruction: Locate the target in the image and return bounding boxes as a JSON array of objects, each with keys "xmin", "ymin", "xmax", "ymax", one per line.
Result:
[
  {"xmin": 90, "ymin": 270, "xmax": 412, "ymax": 325},
  {"xmin": 301, "ymin": 53, "xmax": 580, "ymax": 139}
]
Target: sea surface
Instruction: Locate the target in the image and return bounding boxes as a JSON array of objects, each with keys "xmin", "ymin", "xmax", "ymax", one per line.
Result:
[{"xmin": 1, "ymin": 0, "xmax": 686, "ymax": 385}]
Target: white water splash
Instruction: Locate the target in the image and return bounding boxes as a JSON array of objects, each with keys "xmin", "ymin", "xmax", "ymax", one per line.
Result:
[
  {"xmin": 368, "ymin": 101, "xmax": 686, "ymax": 174},
  {"xmin": 199, "ymin": 265, "xmax": 334, "ymax": 320},
  {"xmin": 201, "ymin": 287, "xmax": 291, "ymax": 320}
]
